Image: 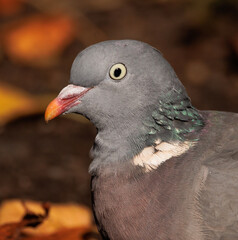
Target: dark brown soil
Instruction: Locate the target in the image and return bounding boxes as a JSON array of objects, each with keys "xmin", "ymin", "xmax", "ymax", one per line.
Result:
[{"xmin": 0, "ymin": 116, "xmax": 96, "ymax": 206}]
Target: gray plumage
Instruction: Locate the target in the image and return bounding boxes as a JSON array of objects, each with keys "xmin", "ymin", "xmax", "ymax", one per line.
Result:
[{"xmin": 56, "ymin": 40, "xmax": 238, "ymax": 240}]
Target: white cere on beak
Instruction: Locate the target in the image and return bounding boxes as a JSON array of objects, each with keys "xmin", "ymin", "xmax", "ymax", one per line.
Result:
[{"xmin": 58, "ymin": 84, "xmax": 89, "ymax": 100}]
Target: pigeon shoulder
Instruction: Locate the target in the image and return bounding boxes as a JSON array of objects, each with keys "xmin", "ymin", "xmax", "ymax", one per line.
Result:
[
  {"xmin": 200, "ymin": 110, "xmax": 238, "ymax": 166},
  {"xmin": 198, "ymin": 110, "xmax": 238, "ymax": 239}
]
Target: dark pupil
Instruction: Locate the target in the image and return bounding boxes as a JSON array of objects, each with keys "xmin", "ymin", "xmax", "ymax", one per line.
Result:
[{"xmin": 114, "ymin": 68, "xmax": 121, "ymax": 77}]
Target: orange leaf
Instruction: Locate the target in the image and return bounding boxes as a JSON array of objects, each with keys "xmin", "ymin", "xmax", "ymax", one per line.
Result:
[
  {"xmin": 0, "ymin": 200, "xmax": 92, "ymax": 236},
  {"xmin": 0, "ymin": 82, "xmax": 55, "ymax": 126},
  {"xmin": 3, "ymin": 15, "xmax": 76, "ymax": 65},
  {"xmin": 0, "ymin": 202, "xmax": 49, "ymax": 240},
  {"xmin": 0, "ymin": 222, "xmax": 24, "ymax": 240}
]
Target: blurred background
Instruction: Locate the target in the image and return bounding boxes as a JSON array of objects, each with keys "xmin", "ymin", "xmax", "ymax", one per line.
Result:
[{"xmin": 0, "ymin": 0, "xmax": 237, "ymax": 206}]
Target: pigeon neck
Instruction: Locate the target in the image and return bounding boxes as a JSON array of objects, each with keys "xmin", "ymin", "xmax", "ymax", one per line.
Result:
[
  {"xmin": 143, "ymin": 98, "xmax": 205, "ymax": 143},
  {"xmin": 89, "ymin": 96, "xmax": 205, "ymax": 175},
  {"xmin": 89, "ymin": 123, "xmax": 149, "ymax": 174}
]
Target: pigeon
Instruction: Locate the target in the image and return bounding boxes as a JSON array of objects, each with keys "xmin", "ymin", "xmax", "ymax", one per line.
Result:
[{"xmin": 45, "ymin": 40, "xmax": 238, "ymax": 240}]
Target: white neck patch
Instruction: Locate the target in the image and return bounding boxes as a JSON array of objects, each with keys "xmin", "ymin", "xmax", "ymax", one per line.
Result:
[{"xmin": 133, "ymin": 139, "xmax": 196, "ymax": 172}]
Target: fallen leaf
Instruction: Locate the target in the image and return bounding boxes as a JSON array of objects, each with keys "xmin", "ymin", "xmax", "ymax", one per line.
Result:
[
  {"xmin": 0, "ymin": 200, "xmax": 98, "ymax": 240},
  {"xmin": 3, "ymin": 15, "xmax": 75, "ymax": 66},
  {"xmin": 0, "ymin": 200, "xmax": 92, "ymax": 236},
  {"xmin": 0, "ymin": 222, "xmax": 22, "ymax": 240},
  {"xmin": 0, "ymin": 202, "xmax": 49, "ymax": 240},
  {"xmin": 0, "ymin": 82, "xmax": 55, "ymax": 126},
  {"xmin": 23, "ymin": 203, "xmax": 92, "ymax": 236}
]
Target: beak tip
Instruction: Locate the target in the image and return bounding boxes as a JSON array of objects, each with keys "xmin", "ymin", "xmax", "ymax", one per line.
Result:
[
  {"xmin": 44, "ymin": 110, "xmax": 52, "ymax": 123},
  {"xmin": 44, "ymin": 98, "xmax": 61, "ymax": 122},
  {"xmin": 44, "ymin": 115, "xmax": 50, "ymax": 123}
]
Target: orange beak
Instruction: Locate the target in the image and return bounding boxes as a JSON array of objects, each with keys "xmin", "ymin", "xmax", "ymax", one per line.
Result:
[{"xmin": 45, "ymin": 84, "xmax": 91, "ymax": 122}]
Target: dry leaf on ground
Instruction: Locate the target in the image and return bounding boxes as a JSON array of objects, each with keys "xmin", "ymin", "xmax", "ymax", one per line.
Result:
[
  {"xmin": 0, "ymin": 200, "xmax": 92, "ymax": 236},
  {"xmin": 0, "ymin": 202, "xmax": 49, "ymax": 240},
  {"xmin": 0, "ymin": 82, "xmax": 55, "ymax": 126},
  {"xmin": 3, "ymin": 15, "xmax": 75, "ymax": 66},
  {"xmin": 0, "ymin": 200, "xmax": 98, "ymax": 240}
]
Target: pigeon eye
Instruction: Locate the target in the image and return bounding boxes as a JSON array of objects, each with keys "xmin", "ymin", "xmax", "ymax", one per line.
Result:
[{"xmin": 109, "ymin": 63, "xmax": 127, "ymax": 80}]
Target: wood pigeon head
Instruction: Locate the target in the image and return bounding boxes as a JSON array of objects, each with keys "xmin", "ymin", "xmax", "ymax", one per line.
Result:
[{"xmin": 45, "ymin": 40, "xmax": 190, "ymax": 132}]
